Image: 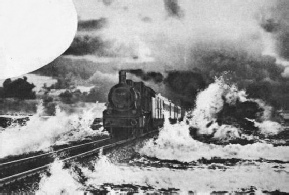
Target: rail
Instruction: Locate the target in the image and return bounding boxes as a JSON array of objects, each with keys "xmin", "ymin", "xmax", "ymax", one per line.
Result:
[
  {"xmin": 0, "ymin": 137, "xmax": 136, "ymax": 188},
  {"xmin": 0, "ymin": 129, "xmax": 159, "ymax": 188},
  {"xmin": 0, "ymin": 138, "xmax": 110, "ymax": 180}
]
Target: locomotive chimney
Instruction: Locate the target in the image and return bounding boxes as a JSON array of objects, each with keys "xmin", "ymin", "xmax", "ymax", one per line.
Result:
[{"xmin": 119, "ymin": 70, "xmax": 126, "ymax": 84}]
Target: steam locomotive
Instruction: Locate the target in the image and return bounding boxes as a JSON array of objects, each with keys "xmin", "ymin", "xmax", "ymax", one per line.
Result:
[{"xmin": 103, "ymin": 70, "xmax": 184, "ymax": 139}]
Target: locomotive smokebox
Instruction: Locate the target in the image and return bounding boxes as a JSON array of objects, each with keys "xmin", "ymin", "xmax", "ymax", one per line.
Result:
[{"xmin": 119, "ymin": 70, "xmax": 126, "ymax": 84}]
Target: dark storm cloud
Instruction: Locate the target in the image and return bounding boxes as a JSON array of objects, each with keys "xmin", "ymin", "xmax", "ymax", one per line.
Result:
[
  {"xmin": 125, "ymin": 40, "xmax": 288, "ymax": 109},
  {"xmin": 276, "ymin": 31, "xmax": 289, "ymax": 61},
  {"xmin": 260, "ymin": 18, "xmax": 280, "ymax": 33},
  {"xmin": 63, "ymin": 18, "xmax": 109, "ymax": 56},
  {"xmin": 260, "ymin": 0, "xmax": 289, "ymax": 60},
  {"xmin": 63, "ymin": 34, "xmax": 142, "ymax": 58},
  {"xmin": 63, "ymin": 35, "xmax": 107, "ymax": 56},
  {"xmin": 102, "ymin": 0, "xmax": 114, "ymax": 6},
  {"xmin": 33, "ymin": 0, "xmax": 289, "ymax": 110},
  {"xmin": 163, "ymin": 0, "xmax": 184, "ymax": 18},
  {"xmin": 189, "ymin": 41, "xmax": 284, "ymax": 81},
  {"xmin": 141, "ymin": 16, "xmax": 152, "ymax": 23},
  {"xmin": 33, "ymin": 56, "xmax": 116, "ymax": 81},
  {"xmin": 188, "ymin": 42, "xmax": 289, "ymax": 109},
  {"xmin": 78, "ymin": 18, "xmax": 107, "ymax": 31}
]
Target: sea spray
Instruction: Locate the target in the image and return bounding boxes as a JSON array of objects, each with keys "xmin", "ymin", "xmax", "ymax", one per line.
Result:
[
  {"xmin": 189, "ymin": 78, "xmax": 247, "ymax": 137},
  {"xmin": 140, "ymin": 119, "xmax": 289, "ymax": 162},
  {"xmin": 35, "ymin": 134, "xmax": 289, "ymax": 193},
  {"xmin": 254, "ymin": 120, "xmax": 284, "ymax": 136},
  {"xmin": 0, "ymin": 102, "xmax": 106, "ymax": 158},
  {"xmin": 86, "ymin": 158, "xmax": 289, "ymax": 192},
  {"xmin": 36, "ymin": 160, "xmax": 83, "ymax": 194},
  {"xmin": 189, "ymin": 77, "xmax": 284, "ymax": 140},
  {"xmin": 212, "ymin": 124, "xmax": 240, "ymax": 140},
  {"xmin": 40, "ymin": 157, "xmax": 289, "ymax": 193}
]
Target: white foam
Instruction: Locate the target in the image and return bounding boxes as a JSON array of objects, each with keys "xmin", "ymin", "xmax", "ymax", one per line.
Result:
[
  {"xmin": 212, "ymin": 124, "xmax": 240, "ymax": 140},
  {"xmin": 0, "ymin": 102, "xmax": 106, "ymax": 158},
  {"xmin": 190, "ymin": 78, "xmax": 248, "ymax": 136},
  {"xmin": 189, "ymin": 78, "xmax": 284, "ymax": 140},
  {"xmin": 85, "ymin": 158, "xmax": 289, "ymax": 192},
  {"xmin": 37, "ymin": 157, "xmax": 289, "ymax": 193},
  {"xmin": 255, "ymin": 120, "xmax": 284, "ymax": 136},
  {"xmin": 36, "ymin": 160, "xmax": 83, "ymax": 194},
  {"xmin": 140, "ymin": 121, "xmax": 289, "ymax": 162}
]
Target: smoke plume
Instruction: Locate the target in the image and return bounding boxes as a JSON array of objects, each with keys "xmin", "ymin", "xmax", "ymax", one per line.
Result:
[{"xmin": 127, "ymin": 69, "xmax": 164, "ymax": 83}]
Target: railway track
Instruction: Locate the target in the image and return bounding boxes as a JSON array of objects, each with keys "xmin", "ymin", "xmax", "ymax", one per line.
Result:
[{"xmin": 0, "ymin": 137, "xmax": 110, "ymax": 187}]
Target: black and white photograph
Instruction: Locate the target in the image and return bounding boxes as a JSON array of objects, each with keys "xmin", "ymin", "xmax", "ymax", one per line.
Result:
[{"xmin": 0, "ymin": 0, "xmax": 289, "ymax": 194}]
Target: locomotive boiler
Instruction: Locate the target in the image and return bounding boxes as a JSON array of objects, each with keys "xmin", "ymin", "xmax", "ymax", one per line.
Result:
[{"xmin": 103, "ymin": 70, "xmax": 184, "ymax": 139}]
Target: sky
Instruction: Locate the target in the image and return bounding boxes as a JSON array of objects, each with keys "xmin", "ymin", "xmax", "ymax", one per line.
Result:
[
  {"xmin": 1, "ymin": 0, "xmax": 287, "ymax": 109},
  {"xmin": 57, "ymin": 0, "xmax": 289, "ymax": 108},
  {"xmin": 65, "ymin": 0, "xmax": 289, "ymax": 74}
]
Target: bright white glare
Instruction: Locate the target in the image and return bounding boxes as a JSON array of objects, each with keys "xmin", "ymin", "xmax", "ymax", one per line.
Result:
[{"xmin": 0, "ymin": 0, "xmax": 77, "ymax": 79}]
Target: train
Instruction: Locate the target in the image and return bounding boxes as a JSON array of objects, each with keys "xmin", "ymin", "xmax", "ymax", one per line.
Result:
[{"xmin": 102, "ymin": 70, "xmax": 185, "ymax": 139}]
